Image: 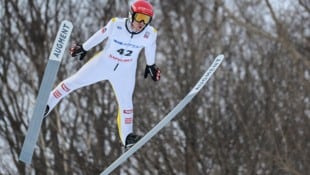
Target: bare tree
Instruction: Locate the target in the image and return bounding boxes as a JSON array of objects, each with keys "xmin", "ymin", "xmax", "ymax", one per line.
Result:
[
  {"xmin": 1, "ymin": 0, "xmax": 125, "ymax": 174},
  {"xmin": 1, "ymin": 0, "xmax": 309, "ymax": 175}
]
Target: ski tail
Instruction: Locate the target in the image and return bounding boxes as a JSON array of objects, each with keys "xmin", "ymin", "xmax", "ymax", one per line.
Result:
[{"xmin": 99, "ymin": 54, "xmax": 224, "ymax": 175}]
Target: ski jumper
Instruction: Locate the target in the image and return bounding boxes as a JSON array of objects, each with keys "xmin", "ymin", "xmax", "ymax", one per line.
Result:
[{"xmin": 46, "ymin": 17, "xmax": 157, "ymax": 145}]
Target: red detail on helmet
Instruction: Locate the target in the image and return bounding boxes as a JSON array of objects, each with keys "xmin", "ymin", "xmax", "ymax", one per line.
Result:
[{"xmin": 131, "ymin": 0, "xmax": 154, "ymax": 17}]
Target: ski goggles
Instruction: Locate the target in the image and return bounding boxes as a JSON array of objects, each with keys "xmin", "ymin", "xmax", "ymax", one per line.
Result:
[{"xmin": 133, "ymin": 13, "xmax": 152, "ymax": 24}]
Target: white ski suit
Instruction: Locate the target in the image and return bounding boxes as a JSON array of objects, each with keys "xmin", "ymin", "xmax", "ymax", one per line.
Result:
[{"xmin": 46, "ymin": 17, "xmax": 158, "ymax": 145}]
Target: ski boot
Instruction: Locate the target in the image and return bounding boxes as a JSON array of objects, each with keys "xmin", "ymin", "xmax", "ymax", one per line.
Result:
[
  {"xmin": 125, "ymin": 133, "xmax": 142, "ymax": 150},
  {"xmin": 43, "ymin": 105, "xmax": 50, "ymax": 117}
]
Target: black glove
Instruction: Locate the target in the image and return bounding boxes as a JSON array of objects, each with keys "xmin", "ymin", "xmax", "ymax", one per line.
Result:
[
  {"xmin": 69, "ymin": 43, "xmax": 87, "ymax": 60},
  {"xmin": 144, "ymin": 64, "xmax": 160, "ymax": 81}
]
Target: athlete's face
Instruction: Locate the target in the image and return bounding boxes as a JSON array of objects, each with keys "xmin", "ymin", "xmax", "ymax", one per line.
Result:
[{"xmin": 131, "ymin": 20, "xmax": 146, "ymax": 32}]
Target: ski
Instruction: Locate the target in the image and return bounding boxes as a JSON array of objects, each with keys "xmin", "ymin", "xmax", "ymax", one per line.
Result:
[
  {"xmin": 19, "ymin": 20, "xmax": 73, "ymax": 164},
  {"xmin": 100, "ymin": 54, "xmax": 224, "ymax": 175}
]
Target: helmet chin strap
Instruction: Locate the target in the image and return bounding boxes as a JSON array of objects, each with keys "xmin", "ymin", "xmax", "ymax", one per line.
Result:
[
  {"xmin": 128, "ymin": 12, "xmax": 133, "ymax": 23},
  {"xmin": 126, "ymin": 19, "xmax": 135, "ymax": 33}
]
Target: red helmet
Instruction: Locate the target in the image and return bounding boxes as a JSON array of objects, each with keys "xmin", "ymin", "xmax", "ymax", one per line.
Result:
[{"xmin": 131, "ymin": 0, "xmax": 154, "ymax": 17}]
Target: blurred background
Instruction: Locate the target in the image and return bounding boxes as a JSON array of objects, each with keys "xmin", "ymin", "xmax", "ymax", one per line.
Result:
[{"xmin": 0, "ymin": 0, "xmax": 309, "ymax": 174}]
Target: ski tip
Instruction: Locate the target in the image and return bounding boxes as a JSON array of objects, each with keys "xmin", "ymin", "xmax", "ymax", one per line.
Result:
[
  {"xmin": 216, "ymin": 54, "xmax": 224, "ymax": 60},
  {"xmin": 61, "ymin": 20, "xmax": 73, "ymax": 29}
]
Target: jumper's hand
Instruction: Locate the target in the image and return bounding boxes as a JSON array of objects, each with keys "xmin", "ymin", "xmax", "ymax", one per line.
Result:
[
  {"xmin": 144, "ymin": 64, "xmax": 160, "ymax": 81},
  {"xmin": 70, "ymin": 43, "xmax": 87, "ymax": 60}
]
